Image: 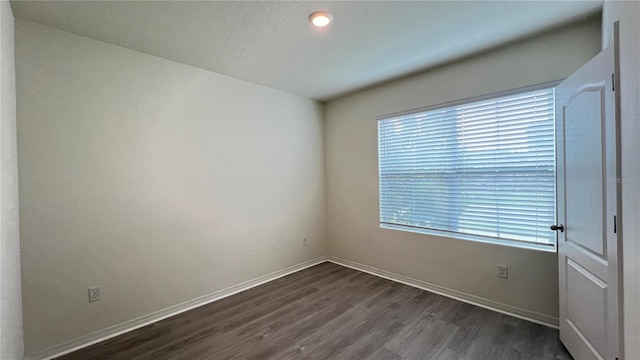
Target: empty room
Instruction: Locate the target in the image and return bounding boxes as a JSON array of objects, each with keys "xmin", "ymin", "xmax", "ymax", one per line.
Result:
[{"xmin": 1, "ymin": 1, "xmax": 639, "ymax": 359}]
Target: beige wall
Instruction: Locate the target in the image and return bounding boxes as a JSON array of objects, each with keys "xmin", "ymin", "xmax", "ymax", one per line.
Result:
[
  {"xmin": 325, "ymin": 18, "xmax": 601, "ymax": 321},
  {"xmin": 602, "ymin": 2, "xmax": 640, "ymax": 359},
  {"xmin": 0, "ymin": 1, "xmax": 23, "ymax": 359},
  {"xmin": 16, "ymin": 20, "xmax": 326, "ymax": 355}
]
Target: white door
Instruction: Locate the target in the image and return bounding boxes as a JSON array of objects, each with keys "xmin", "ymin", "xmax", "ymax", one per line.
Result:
[{"xmin": 555, "ymin": 23, "xmax": 621, "ymax": 360}]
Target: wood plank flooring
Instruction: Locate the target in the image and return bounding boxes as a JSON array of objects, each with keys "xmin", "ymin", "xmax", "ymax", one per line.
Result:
[{"xmin": 57, "ymin": 262, "xmax": 572, "ymax": 360}]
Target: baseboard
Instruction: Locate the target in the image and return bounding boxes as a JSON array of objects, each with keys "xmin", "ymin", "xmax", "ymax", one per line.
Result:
[
  {"xmin": 27, "ymin": 256, "xmax": 328, "ymax": 360},
  {"xmin": 29, "ymin": 254, "xmax": 557, "ymax": 359},
  {"xmin": 326, "ymin": 256, "xmax": 559, "ymax": 329}
]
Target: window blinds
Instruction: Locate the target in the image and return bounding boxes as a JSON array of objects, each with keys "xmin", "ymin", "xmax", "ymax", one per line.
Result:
[{"xmin": 378, "ymin": 88, "xmax": 556, "ymax": 247}]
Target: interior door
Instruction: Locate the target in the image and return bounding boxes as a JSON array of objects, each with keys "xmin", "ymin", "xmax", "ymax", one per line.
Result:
[{"xmin": 555, "ymin": 23, "xmax": 621, "ymax": 360}]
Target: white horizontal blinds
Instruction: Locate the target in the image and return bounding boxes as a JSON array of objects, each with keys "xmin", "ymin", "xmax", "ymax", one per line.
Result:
[{"xmin": 378, "ymin": 88, "xmax": 556, "ymax": 246}]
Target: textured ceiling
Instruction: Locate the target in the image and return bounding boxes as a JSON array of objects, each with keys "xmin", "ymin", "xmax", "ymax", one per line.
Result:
[{"xmin": 11, "ymin": 1, "xmax": 602, "ymax": 101}]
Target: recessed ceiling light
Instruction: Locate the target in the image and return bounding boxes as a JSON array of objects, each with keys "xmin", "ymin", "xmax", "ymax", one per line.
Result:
[{"xmin": 309, "ymin": 11, "xmax": 333, "ymax": 27}]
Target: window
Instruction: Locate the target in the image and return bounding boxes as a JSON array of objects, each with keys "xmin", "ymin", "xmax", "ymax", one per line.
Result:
[{"xmin": 378, "ymin": 86, "xmax": 556, "ymax": 251}]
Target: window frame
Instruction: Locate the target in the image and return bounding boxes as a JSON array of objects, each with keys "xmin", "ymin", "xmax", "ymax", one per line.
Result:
[{"xmin": 377, "ymin": 80, "xmax": 562, "ymax": 252}]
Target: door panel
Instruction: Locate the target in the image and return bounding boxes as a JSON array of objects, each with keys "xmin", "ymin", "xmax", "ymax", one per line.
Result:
[
  {"xmin": 556, "ymin": 23, "xmax": 620, "ymax": 360},
  {"xmin": 566, "ymin": 258, "xmax": 607, "ymax": 353},
  {"xmin": 563, "ymin": 87, "xmax": 605, "ymax": 256}
]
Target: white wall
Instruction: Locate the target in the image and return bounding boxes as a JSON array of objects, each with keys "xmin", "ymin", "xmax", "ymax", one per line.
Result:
[
  {"xmin": 15, "ymin": 20, "xmax": 326, "ymax": 356},
  {"xmin": 325, "ymin": 18, "xmax": 601, "ymax": 322},
  {"xmin": 0, "ymin": 1, "xmax": 23, "ymax": 359},
  {"xmin": 602, "ymin": 2, "xmax": 640, "ymax": 359}
]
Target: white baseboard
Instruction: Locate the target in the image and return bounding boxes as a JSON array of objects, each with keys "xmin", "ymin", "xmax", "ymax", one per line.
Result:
[
  {"xmin": 29, "ymin": 254, "xmax": 558, "ymax": 359},
  {"xmin": 27, "ymin": 256, "xmax": 328, "ymax": 360},
  {"xmin": 326, "ymin": 256, "xmax": 559, "ymax": 329}
]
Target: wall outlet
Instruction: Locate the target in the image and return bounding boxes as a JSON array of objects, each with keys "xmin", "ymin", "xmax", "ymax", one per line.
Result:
[
  {"xmin": 303, "ymin": 238, "xmax": 308, "ymax": 246},
  {"xmin": 497, "ymin": 265, "xmax": 508, "ymax": 279},
  {"xmin": 88, "ymin": 286, "xmax": 101, "ymax": 302}
]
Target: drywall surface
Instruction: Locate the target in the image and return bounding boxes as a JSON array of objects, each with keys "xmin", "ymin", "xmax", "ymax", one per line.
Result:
[
  {"xmin": 0, "ymin": 1, "xmax": 23, "ymax": 359},
  {"xmin": 16, "ymin": 20, "xmax": 326, "ymax": 355},
  {"xmin": 602, "ymin": 2, "xmax": 640, "ymax": 358},
  {"xmin": 325, "ymin": 18, "xmax": 601, "ymax": 320}
]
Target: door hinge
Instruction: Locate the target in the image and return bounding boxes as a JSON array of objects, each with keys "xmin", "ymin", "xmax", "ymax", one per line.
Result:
[
  {"xmin": 614, "ymin": 215, "xmax": 617, "ymax": 233},
  {"xmin": 612, "ymin": 73, "xmax": 615, "ymax": 91}
]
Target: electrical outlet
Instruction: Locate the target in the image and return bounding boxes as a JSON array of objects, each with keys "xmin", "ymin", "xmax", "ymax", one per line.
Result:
[
  {"xmin": 88, "ymin": 286, "xmax": 101, "ymax": 302},
  {"xmin": 497, "ymin": 265, "xmax": 508, "ymax": 279},
  {"xmin": 303, "ymin": 238, "xmax": 308, "ymax": 246}
]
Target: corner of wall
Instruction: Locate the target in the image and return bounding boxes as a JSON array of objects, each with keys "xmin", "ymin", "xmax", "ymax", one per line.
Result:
[{"xmin": 0, "ymin": 0, "xmax": 24, "ymax": 359}]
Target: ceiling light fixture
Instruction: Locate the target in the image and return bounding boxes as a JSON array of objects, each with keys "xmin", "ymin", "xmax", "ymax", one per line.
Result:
[{"xmin": 309, "ymin": 11, "xmax": 333, "ymax": 27}]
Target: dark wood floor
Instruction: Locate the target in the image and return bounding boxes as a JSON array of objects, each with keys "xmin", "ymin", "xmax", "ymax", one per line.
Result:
[{"xmin": 58, "ymin": 262, "xmax": 572, "ymax": 360}]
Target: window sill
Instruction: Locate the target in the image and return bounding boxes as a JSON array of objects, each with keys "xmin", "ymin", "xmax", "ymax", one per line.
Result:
[{"xmin": 380, "ymin": 223, "xmax": 557, "ymax": 253}]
